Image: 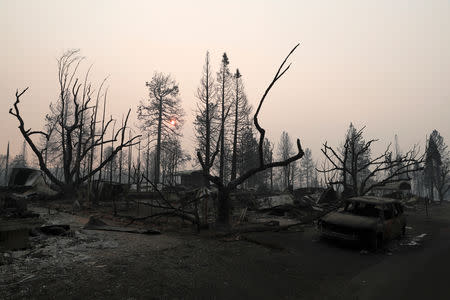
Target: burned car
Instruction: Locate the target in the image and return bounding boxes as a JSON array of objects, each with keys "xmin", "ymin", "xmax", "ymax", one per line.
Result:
[{"xmin": 318, "ymin": 196, "xmax": 406, "ymax": 249}]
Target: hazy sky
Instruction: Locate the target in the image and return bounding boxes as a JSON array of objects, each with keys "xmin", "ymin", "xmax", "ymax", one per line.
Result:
[{"xmin": 1, "ymin": 0, "xmax": 449, "ymax": 165}]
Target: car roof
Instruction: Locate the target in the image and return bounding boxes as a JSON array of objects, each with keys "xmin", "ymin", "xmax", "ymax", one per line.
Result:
[{"xmin": 345, "ymin": 196, "xmax": 400, "ymax": 205}]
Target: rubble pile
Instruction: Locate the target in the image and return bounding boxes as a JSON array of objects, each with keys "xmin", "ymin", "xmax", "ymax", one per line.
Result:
[
  {"xmin": 1, "ymin": 226, "xmax": 118, "ymax": 290},
  {"xmin": 249, "ymin": 188, "xmax": 339, "ymax": 224},
  {"xmin": 1, "ymin": 199, "xmax": 121, "ymax": 295}
]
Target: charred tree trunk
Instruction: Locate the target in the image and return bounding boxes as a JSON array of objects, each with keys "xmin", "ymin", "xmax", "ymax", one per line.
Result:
[
  {"xmin": 137, "ymin": 139, "xmax": 141, "ymax": 192},
  {"xmin": 10, "ymin": 86, "xmax": 140, "ymax": 196},
  {"xmin": 231, "ymin": 72, "xmax": 240, "ymax": 182},
  {"xmin": 146, "ymin": 133, "xmax": 150, "ymax": 189},
  {"xmin": 429, "ymin": 185, "xmax": 434, "ymax": 202},
  {"xmin": 195, "ymin": 52, "xmax": 215, "ymax": 188},
  {"xmin": 99, "ymin": 90, "xmax": 107, "ymax": 183},
  {"xmin": 270, "ymin": 166, "xmax": 273, "ymax": 191},
  {"xmin": 217, "ymin": 187, "xmax": 230, "ymax": 225},
  {"xmin": 219, "ymin": 73, "xmax": 226, "ymax": 185},
  {"xmin": 118, "ymin": 116, "xmax": 124, "ymax": 184},
  {"xmin": 205, "ymin": 69, "xmax": 211, "ymax": 188},
  {"xmin": 155, "ymin": 97, "xmax": 163, "ymax": 184},
  {"xmin": 110, "ymin": 120, "xmax": 115, "ymax": 184},
  {"xmin": 128, "ymin": 129, "xmax": 132, "ymax": 187},
  {"xmin": 88, "ymin": 85, "xmax": 100, "ymax": 204}
]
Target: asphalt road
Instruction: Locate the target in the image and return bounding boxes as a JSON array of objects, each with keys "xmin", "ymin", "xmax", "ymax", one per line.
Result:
[
  {"xmin": 345, "ymin": 211, "xmax": 450, "ymax": 300},
  {"xmin": 243, "ymin": 204, "xmax": 450, "ymax": 300}
]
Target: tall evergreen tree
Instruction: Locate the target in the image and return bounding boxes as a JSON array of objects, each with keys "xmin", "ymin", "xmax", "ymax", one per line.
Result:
[
  {"xmin": 237, "ymin": 124, "xmax": 260, "ymax": 188},
  {"xmin": 216, "ymin": 53, "xmax": 232, "ymax": 185},
  {"xmin": 301, "ymin": 148, "xmax": 316, "ymax": 188},
  {"xmin": 424, "ymin": 130, "xmax": 449, "ymax": 202},
  {"xmin": 137, "ymin": 72, "xmax": 184, "ymax": 184},
  {"xmin": 230, "ymin": 68, "xmax": 251, "ymax": 182},
  {"xmin": 341, "ymin": 123, "xmax": 371, "ymax": 194},
  {"xmin": 194, "ymin": 52, "xmax": 217, "ymax": 186}
]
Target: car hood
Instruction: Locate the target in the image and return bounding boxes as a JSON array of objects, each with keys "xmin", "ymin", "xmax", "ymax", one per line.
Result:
[{"xmin": 321, "ymin": 212, "xmax": 378, "ymax": 230}]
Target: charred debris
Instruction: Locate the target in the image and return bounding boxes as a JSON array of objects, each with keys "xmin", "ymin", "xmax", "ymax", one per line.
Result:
[{"xmin": 0, "ymin": 165, "xmax": 337, "ymax": 252}]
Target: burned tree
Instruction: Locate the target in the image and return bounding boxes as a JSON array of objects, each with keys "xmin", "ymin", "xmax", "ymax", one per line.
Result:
[
  {"xmin": 137, "ymin": 72, "xmax": 184, "ymax": 185},
  {"xmin": 424, "ymin": 130, "xmax": 450, "ymax": 203},
  {"xmin": 9, "ymin": 50, "xmax": 140, "ymax": 194},
  {"xmin": 216, "ymin": 53, "xmax": 233, "ymax": 185},
  {"xmin": 300, "ymin": 148, "xmax": 317, "ymax": 188},
  {"xmin": 217, "ymin": 53, "xmax": 231, "ymax": 184},
  {"xmin": 435, "ymin": 162, "xmax": 450, "ymax": 203},
  {"xmin": 194, "ymin": 52, "xmax": 218, "ymax": 187},
  {"xmin": 262, "ymin": 138, "xmax": 275, "ymax": 190},
  {"xmin": 230, "ymin": 68, "xmax": 252, "ymax": 182},
  {"xmin": 197, "ymin": 44, "xmax": 304, "ymax": 226},
  {"xmin": 318, "ymin": 124, "xmax": 423, "ymax": 197},
  {"xmin": 237, "ymin": 124, "xmax": 262, "ymax": 189},
  {"xmin": 160, "ymin": 136, "xmax": 191, "ymax": 185},
  {"xmin": 278, "ymin": 131, "xmax": 295, "ymax": 189}
]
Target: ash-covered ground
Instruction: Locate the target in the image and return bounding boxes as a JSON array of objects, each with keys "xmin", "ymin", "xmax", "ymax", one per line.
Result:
[{"xmin": 2, "ymin": 202, "xmax": 450, "ymax": 299}]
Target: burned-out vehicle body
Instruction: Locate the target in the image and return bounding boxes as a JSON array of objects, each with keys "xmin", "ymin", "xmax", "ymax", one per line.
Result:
[{"xmin": 318, "ymin": 196, "xmax": 406, "ymax": 249}]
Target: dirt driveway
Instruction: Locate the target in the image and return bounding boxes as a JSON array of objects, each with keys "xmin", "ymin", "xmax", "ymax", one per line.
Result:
[{"xmin": 2, "ymin": 203, "xmax": 449, "ymax": 299}]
